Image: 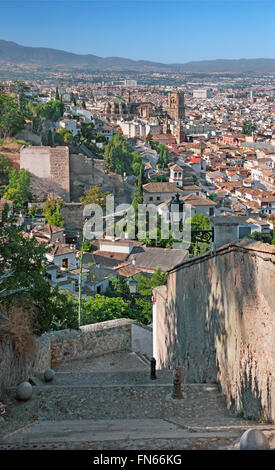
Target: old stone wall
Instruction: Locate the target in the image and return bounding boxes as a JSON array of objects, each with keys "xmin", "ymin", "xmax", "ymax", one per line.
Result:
[
  {"xmin": 60, "ymin": 202, "xmax": 84, "ymax": 238},
  {"xmin": 69, "ymin": 153, "xmax": 134, "ymax": 204},
  {"xmin": 153, "ymin": 239, "xmax": 275, "ymax": 422},
  {"xmin": 44, "ymin": 319, "xmax": 134, "ymax": 365},
  {"xmin": 0, "ymin": 319, "xmax": 143, "ymax": 393},
  {"xmin": 20, "ymin": 146, "xmax": 70, "ymax": 202}
]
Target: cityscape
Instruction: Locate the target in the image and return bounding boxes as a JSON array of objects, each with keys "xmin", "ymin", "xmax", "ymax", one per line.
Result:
[{"xmin": 0, "ymin": 0, "xmax": 274, "ymax": 457}]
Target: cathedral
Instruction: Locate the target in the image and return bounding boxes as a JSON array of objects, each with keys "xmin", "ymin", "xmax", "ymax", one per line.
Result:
[
  {"xmin": 104, "ymin": 91, "xmax": 156, "ymax": 121},
  {"xmin": 104, "ymin": 90, "xmax": 186, "ymax": 145}
]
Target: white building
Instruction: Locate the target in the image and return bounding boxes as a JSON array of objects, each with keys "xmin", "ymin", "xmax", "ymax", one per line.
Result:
[
  {"xmin": 58, "ymin": 119, "xmax": 78, "ymax": 136},
  {"xmin": 193, "ymin": 89, "xmax": 212, "ymax": 99},
  {"xmin": 169, "ymin": 164, "xmax": 184, "ymax": 188}
]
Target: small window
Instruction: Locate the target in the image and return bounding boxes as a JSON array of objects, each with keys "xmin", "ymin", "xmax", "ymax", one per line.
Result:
[
  {"xmin": 149, "ymin": 197, "xmax": 153, "ymax": 201},
  {"xmin": 97, "ymin": 285, "xmax": 101, "ymax": 294},
  {"xmin": 62, "ymin": 258, "xmax": 68, "ymax": 268},
  {"xmin": 156, "ymin": 196, "xmax": 160, "ymax": 201},
  {"xmin": 209, "ymin": 208, "xmax": 214, "ymax": 216}
]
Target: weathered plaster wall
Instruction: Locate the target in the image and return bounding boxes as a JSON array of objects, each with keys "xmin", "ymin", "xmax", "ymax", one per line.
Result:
[
  {"xmin": 131, "ymin": 323, "xmax": 153, "ymax": 358},
  {"xmin": 153, "ymin": 239, "xmax": 275, "ymax": 422}
]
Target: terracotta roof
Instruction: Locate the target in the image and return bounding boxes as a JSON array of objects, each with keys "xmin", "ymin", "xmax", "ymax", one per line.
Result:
[
  {"xmin": 33, "ymin": 225, "xmax": 64, "ymax": 235},
  {"xmin": 93, "ymin": 250, "xmax": 129, "ymax": 261},
  {"xmin": 0, "ymin": 198, "xmax": 13, "ymax": 207},
  {"xmin": 180, "ymin": 194, "xmax": 217, "ymax": 206},
  {"xmin": 170, "ymin": 164, "xmax": 183, "ymax": 171},
  {"xmin": 48, "ymin": 243, "xmax": 74, "ymax": 256},
  {"xmin": 114, "ymin": 265, "xmax": 142, "ymax": 277},
  {"xmin": 130, "ymin": 247, "xmax": 189, "ymax": 272},
  {"xmin": 143, "ymin": 182, "xmax": 183, "ymax": 193}
]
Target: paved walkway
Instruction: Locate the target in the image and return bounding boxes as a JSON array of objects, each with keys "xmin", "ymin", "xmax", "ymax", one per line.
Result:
[{"xmin": 0, "ymin": 352, "xmax": 274, "ymax": 450}]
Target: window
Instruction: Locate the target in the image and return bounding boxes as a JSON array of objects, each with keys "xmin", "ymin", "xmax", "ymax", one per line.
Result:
[
  {"xmin": 156, "ymin": 196, "xmax": 160, "ymax": 201},
  {"xmin": 62, "ymin": 258, "xmax": 68, "ymax": 268},
  {"xmin": 209, "ymin": 208, "xmax": 214, "ymax": 216},
  {"xmin": 149, "ymin": 197, "xmax": 153, "ymax": 201},
  {"xmin": 97, "ymin": 285, "xmax": 101, "ymax": 294}
]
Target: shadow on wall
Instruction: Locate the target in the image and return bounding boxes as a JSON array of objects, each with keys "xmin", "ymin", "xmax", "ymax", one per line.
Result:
[
  {"xmin": 162, "ymin": 239, "xmax": 274, "ymax": 422},
  {"xmin": 31, "ymin": 175, "xmax": 70, "ymax": 202}
]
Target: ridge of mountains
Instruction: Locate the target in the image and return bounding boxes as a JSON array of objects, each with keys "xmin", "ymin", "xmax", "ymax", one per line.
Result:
[{"xmin": 1, "ymin": 40, "xmax": 275, "ymax": 73}]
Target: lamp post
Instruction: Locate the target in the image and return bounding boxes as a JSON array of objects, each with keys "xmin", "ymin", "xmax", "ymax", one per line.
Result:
[
  {"xmin": 77, "ymin": 222, "xmax": 87, "ymax": 329},
  {"xmin": 127, "ymin": 276, "xmax": 138, "ymax": 294}
]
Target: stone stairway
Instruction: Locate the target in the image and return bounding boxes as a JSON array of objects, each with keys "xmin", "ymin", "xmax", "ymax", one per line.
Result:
[{"xmin": 0, "ymin": 352, "xmax": 274, "ymax": 450}]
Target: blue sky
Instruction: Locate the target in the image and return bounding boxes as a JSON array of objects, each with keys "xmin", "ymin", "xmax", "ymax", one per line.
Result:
[{"xmin": 1, "ymin": 0, "xmax": 275, "ymax": 63}]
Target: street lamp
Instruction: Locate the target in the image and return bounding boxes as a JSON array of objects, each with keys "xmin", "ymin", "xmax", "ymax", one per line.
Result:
[{"xmin": 127, "ymin": 276, "xmax": 138, "ymax": 295}]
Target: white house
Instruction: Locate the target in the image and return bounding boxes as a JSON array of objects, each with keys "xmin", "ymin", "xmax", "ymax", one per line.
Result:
[
  {"xmin": 46, "ymin": 243, "xmax": 77, "ymax": 269},
  {"xmin": 58, "ymin": 119, "xmax": 78, "ymax": 136}
]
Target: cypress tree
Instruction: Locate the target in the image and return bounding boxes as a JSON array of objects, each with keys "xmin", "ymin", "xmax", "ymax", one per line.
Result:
[{"xmin": 55, "ymin": 87, "xmax": 60, "ymax": 101}]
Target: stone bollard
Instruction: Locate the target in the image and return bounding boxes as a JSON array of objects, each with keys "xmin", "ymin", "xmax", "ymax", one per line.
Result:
[
  {"xmin": 172, "ymin": 367, "xmax": 184, "ymax": 399},
  {"xmin": 44, "ymin": 368, "xmax": 55, "ymax": 383},
  {"xmin": 150, "ymin": 358, "xmax": 157, "ymax": 380},
  {"xmin": 240, "ymin": 429, "xmax": 270, "ymax": 450},
  {"xmin": 16, "ymin": 381, "xmax": 32, "ymax": 401}
]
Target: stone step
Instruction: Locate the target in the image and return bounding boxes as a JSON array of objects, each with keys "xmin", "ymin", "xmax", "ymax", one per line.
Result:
[
  {"xmin": 32, "ymin": 369, "xmax": 173, "ymax": 387},
  {"xmin": 2, "ymin": 418, "xmax": 245, "ymax": 444},
  {"xmin": 6, "ymin": 384, "xmax": 231, "ymax": 424}
]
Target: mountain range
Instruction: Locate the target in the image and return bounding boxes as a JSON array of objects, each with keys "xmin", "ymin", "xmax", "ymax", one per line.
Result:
[{"xmin": 1, "ymin": 40, "xmax": 275, "ymax": 73}]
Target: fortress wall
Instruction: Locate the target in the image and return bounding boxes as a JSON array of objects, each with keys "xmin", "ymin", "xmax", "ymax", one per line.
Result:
[
  {"xmin": 20, "ymin": 146, "xmax": 70, "ymax": 202},
  {"xmin": 153, "ymin": 240, "xmax": 275, "ymax": 422}
]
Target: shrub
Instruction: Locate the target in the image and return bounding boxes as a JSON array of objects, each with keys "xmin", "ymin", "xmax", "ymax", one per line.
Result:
[{"xmin": 1, "ymin": 302, "xmax": 36, "ymax": 359}]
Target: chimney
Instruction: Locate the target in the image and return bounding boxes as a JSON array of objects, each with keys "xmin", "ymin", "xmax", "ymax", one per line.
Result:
[{"xmin": 132, "ymin": 256, "xmax": 136, "ymax": 267}]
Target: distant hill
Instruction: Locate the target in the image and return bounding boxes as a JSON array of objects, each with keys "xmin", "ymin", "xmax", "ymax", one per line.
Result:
[{"xmin": 1, "ymin": 40, "xmax": 275, "ymax": 73}]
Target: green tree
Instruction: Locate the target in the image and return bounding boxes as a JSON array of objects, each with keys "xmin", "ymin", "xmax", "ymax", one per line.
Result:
[
  {"xmin": 190, "ymin": 213, "xmax": 211, "ymax": 256},
  {"xmin": 104, "ymin": 133, "xmax": 134, "ymax": 175},
  {"xmin": 136, "ymin": 269, "xmax": 167, "ymax": 296},
  {"xmin": 242, "ymin": 120, "xmax": 257, "ymax": 136},
  {"xmin": 0, "ymin": 153, "xmax": 12, "ymax": 186},
  {"xmin": 146, "ymin": 132, "xmax": 153, "ymax": 144},
  {"xmin": 0, "ymin": 93, "xmax": 25, "ymax": 138},
  {"xmin": 42, "ymin": 100, "xmax": 64, "ymax": 122},
  {"xmin": 131, "ymin": 151, "xmax": 143, "ymax": 176},
  {"xmin": 0, "ymin": 219, "xmax": 77, "ymax": 335},
  {"xmin": 249, "ymin": 231, "xmax": 264, "ymax": 241},
  {"xmin": 158, "ymin": 146, "xmax": 168, "ymax": 169},
  {"xmin": 43, "ymin": 198, "xmax": 65, "ymax": 226},
  {"xmin": 28, "ymin": 204, "xmax": 38, "ymax": 218},
  {"xmin": 80, "ymin": 186, "xmax": 110, "ymax": 210},
  {"xmin": 81, "ymin": 294, "xmax": 130, "ymax": 324},
  {"xmin": 55, "ymin": 87, "xmax": 60, "ymax": 101},
  {"xmin": 132, "ymin": 165, "xmax": 144, "ymax": 214},
  {"xmin": 105, "ymin": 276, "xmax": 132, "ymax": 301},
  {"xmin": 81, "ymin": 122, "xmax": 95, "ymax": 141},
  {"xmin": 41, "ymin": 130, "xmax": 54, "ymax": 146},
  {"xmin": 56, "ymin": 128, "xmax": 74, "ymax": 144},
  {"xmin": 3, "ymin": 168, "xmax": 32, "ymax": 208}
]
